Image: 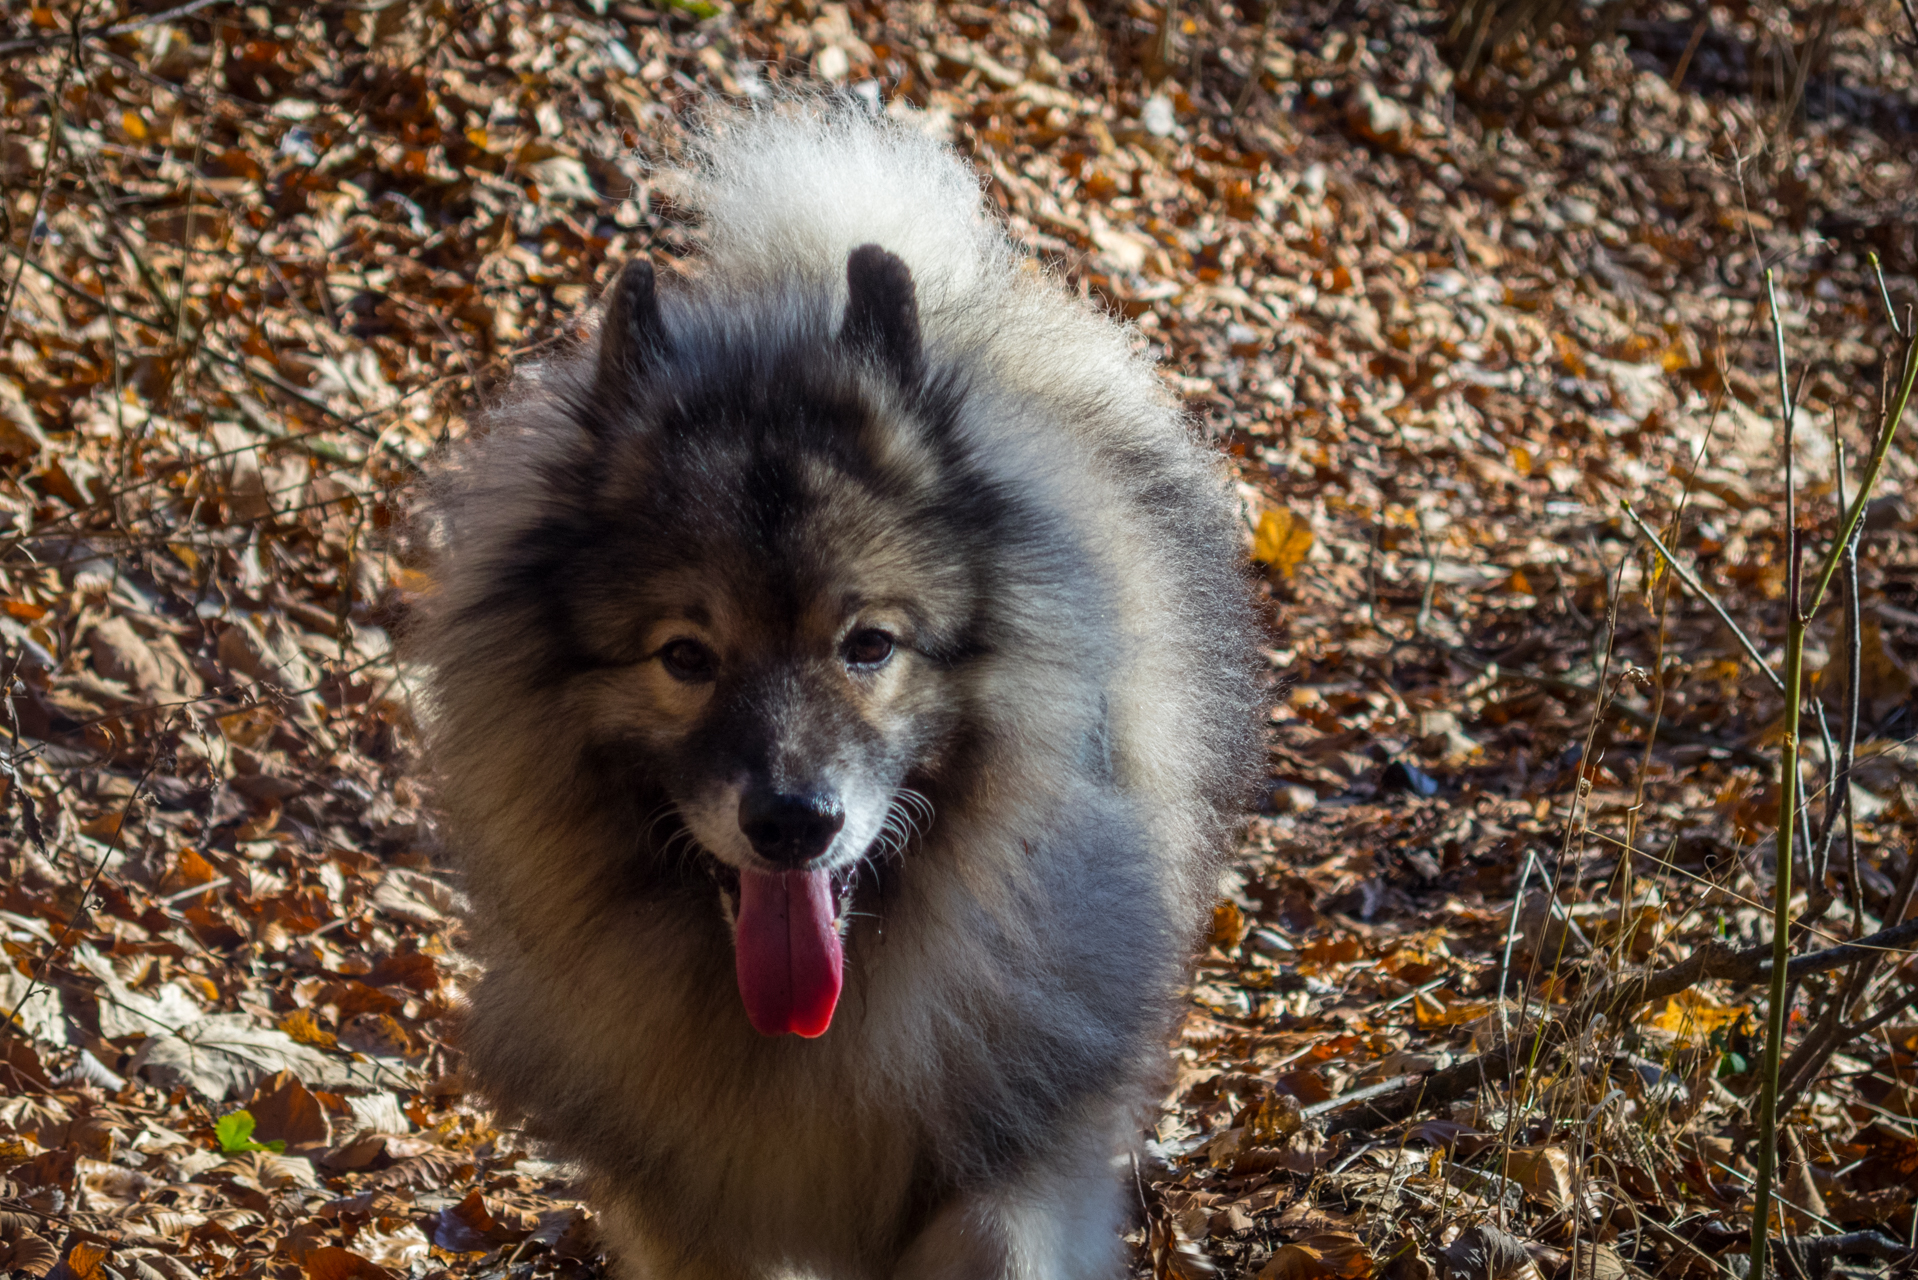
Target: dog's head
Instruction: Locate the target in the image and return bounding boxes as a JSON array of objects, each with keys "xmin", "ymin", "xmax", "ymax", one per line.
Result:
[
  {"xmin": 572, "ymin": 246, "xmax": 958, "ymax": 865},
  {"xmin": 490, "ymin": 246, "xmax": 1049, "ymax": 1035}
]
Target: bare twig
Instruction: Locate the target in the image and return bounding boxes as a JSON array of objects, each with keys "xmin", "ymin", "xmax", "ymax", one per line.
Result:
[{"xmin": 1619, "ymin": 499, "xmax": 1783, "ymax": 693}]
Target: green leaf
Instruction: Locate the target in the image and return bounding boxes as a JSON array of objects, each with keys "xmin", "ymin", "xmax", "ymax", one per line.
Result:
[
  {"xmin": 213, "ymin": 1110, "xmax": 286, "ymax": 1154},
  {"xmin": 1716, "ymin": 1052, "xmax": 1748, "ymax": 1079}
]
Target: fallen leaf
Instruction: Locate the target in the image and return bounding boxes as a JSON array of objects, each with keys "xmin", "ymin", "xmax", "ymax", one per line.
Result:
[
  {"xmin": 1259, "ymin": 1233, "xmax": 1375, "ymax": 1280},
  {"xmin": 302, "ymin": 1247, "xmax": 395, "ymax": 1280},
  {"xmin": 1252, "ymin": 507, "xmax": 1314, "ymax": 578},
  {"xmin": 1502, "ymin": 1144, "xmax": 1574, "ymax": 1209}
]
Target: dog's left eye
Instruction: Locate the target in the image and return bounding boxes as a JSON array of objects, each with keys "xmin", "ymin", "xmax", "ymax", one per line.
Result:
[{"xmin": 842, "ymin": 628, "xmax": 895, "ymax": 668}]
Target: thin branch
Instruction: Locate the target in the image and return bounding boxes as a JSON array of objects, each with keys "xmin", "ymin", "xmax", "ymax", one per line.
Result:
[
  {"xmin": 1805, "ymin": 328, "xmax": 1917, "ymax": 618},
  {"xmin": 1619, "ymin": 498, "xmax": 1783, "ymax": 692},
  {"xmin": 1871, "ymin": 252, "xmax": 1907, "ymax": 338}
]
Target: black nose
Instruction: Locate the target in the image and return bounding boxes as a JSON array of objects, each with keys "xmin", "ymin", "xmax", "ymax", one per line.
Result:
[{"xmin": 738, "ymin": 789, "xmax": 845, "ymax": 866}]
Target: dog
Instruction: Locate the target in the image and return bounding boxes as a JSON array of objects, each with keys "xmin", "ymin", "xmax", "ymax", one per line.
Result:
[{"xmin": 415, "ymin": 102, "xmax": 1265, "ymax": 1278}]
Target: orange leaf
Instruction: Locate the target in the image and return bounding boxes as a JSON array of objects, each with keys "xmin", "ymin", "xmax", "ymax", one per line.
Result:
[
  {"xmin": 158, "ymin": 846, "xmax": 222, "ymax": 897},
  {"xmin": 62, "ymin": 1241, "xmax": 108, "ymax": 1280},
  {"xmin": 78, "ymin": 813, "xmax": 127, "ymax": 841},
  {"xmin": 304, "ymin": 1247, "xmax": 395, "ymax": 1280},
  {"xmin": 1209, "ymin": 901, "xmax": 1248, "ymax": 950}
]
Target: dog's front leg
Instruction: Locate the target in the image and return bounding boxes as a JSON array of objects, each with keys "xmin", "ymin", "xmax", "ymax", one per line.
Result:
[{"xmin": 892, "ymin": 1172, "xmax": 1126, "ymax": 1280}]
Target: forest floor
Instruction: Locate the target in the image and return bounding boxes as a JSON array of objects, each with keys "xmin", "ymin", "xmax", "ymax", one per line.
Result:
[{"xmin": 2, "ymin": 1, "xmax": 1917, "ymax": 1278}]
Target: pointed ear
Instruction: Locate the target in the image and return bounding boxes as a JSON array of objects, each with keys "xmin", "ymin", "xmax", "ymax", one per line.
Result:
[
  {"xmin": 595, "ymin": 258, "xmax": 667, "ymax": 399},
  {"xmin": 839, "ymin": 244, "xmax": 922, "ymax": 382}
]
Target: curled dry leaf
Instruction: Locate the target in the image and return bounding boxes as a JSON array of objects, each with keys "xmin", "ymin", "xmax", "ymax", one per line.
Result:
[
  {"xmin": 1258, "ymin": 1233, "xmax": 1376, "ymax": 1280},
  {"xmin": 0, "ymin": 1224, "xmax": 58, "ymax": 1279},
  {"xmin": 1437, "ymin": 1225, "xmax": 1538, "ymax": 1280},
  {"xmin": 1565, "ymin": 1243, "xmax": 1630, "ymax": 1280},
  {"xmin": 1501, "ymin": 1146, "xmax": 1574, "ymax": 1211}
]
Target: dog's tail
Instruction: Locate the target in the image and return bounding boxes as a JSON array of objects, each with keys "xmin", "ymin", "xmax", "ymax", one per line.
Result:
[{"xmin": 679, "ymin": 101, "xmax": 1013, "ymax": 310}]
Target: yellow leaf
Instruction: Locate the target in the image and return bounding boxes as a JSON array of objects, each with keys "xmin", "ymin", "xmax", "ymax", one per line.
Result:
[
  {"xmin": 1510, "ymin": 445, "xmax": 1532, "ymax": 476},
  {"xmin": 1252, "ymin": 507, "xmax": 1314, "ymax": 578},
  {"xmin": 280, "ymin": 1008, "xmax": 339, "ymax": 1049},
  {"xmin": 121, "ymin": 111, "xmax": 148, "ymax": 142},
  {"xmin": 168, "ymin": 542, "xmax": 201, "ymax": 572},
  {"xmin": 1647, "ymin": 990, "xmax": 1749, "ymax": 1046}
]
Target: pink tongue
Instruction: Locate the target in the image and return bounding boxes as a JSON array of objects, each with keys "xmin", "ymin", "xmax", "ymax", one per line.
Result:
[{"xmin": 734, "ymin": 869, "xmax": 843, "ymax": 1037}]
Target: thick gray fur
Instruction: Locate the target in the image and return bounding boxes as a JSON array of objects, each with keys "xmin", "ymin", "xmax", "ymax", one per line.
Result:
[{"xmin": 413, "ymin": 102, "xmax": 1265, "ymax": 1279}]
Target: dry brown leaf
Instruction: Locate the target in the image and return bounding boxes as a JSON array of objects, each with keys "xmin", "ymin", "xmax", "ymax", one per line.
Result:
[
  {"xmin": 1501, "ymin": 1145, "xmax": 1574, "ymax": 1210},
  {"xmin": 302, "ymin": 1248, "xmax": 395, "ymax": 1280},
  {"xmin": 1259, "ymin": 1233, "xmax": 1375, "ymax": 1280},
  {"xmin": 1437, "ymin": 1225, "xmax": 1536, "ymax": 1280},
  {"xmin": 0, "ymin": 1225, "xmax": 57, "ymax": 1279},
  {"xmin": 247, "ymin": 1071, "xmax": 332, "ymax": 1148}
]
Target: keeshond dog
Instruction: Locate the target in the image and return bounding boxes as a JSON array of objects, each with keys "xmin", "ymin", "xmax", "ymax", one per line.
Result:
[{"xmin": 416, "ymin": 103, "xmax": 1264, "ymax": 1278}]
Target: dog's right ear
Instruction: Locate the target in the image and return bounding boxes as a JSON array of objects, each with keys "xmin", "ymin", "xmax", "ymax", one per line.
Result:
[
  {"xmin": 840, "ymin": 244, "xmax": 922, "ymax": 383},
  {"xmin": 595, "ymin": 258, "xmax": 667, "ymax": 400}
]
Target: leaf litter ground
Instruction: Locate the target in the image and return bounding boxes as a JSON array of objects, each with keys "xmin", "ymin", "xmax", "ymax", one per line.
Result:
[{"xmin": 0, "ymin": 2, "xmax": 1915, "ymax": 1279}]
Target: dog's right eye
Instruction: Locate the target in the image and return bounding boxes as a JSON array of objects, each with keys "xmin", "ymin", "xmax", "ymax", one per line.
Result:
[{"xmin": 658, "ymin": 639, "xmax": 717, "ymax": 682}]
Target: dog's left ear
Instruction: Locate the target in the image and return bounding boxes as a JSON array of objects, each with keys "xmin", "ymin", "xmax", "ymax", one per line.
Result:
[{"xmin": 840, "ymin": 244, "xmax": 922, "ymax": 382}]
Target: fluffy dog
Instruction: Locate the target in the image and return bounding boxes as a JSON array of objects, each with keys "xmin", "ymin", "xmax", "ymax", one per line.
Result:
[{"xmin": 416, "ymin": 103, "xmax": 1264, "ymax": 1278}]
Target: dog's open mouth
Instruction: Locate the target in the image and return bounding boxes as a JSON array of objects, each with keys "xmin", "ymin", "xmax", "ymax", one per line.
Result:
[{"xmin": 707, "ymin": 858, "xmax": 858, "ymax": 1039}]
